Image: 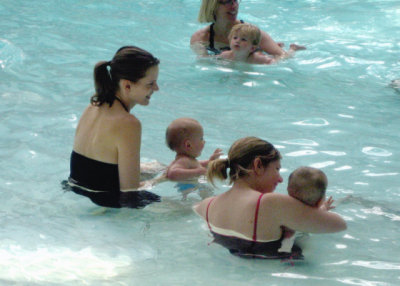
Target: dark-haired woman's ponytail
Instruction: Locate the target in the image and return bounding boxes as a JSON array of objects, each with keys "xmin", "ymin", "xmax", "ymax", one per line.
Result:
[{"xmin": 91, "ymin": 61, "xmax": 116, "ymax": 106}]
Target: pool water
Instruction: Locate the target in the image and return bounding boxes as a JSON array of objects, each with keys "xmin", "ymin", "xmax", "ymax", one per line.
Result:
[{"xmin": 1, "ymin": 0, "xmax": 400, "ymax": 285}]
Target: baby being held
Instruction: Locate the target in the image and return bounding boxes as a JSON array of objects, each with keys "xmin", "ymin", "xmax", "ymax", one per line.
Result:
[
  {"xmin": 278, "ymin": 166, "xmax": 335, "ymax": 253},
  {"xmin": 220, "ymin": 23, "xmax": 306, "ymax": 65},
  {"xmin": 165, "ymin": 117, "xmax": 222, "ymax": 181}
]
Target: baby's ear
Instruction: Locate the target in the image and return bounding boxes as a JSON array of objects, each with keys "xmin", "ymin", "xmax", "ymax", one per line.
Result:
[
  {"xmin": 184, "ymin": 139, "xmax": 191, "ymax": 149},
  {"xmin": 250, "ymin": 45, "xmax": 257, "ymax": 52}
]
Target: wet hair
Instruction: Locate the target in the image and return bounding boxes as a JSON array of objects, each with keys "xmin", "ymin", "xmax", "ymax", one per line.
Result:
[
  {"xmin": 207, "ymin": 136, "xmax": 281, "ymax": 185},
  {"xmin": 91, "ymin": 46, "xmax": 159, "ymax": 108},
  {"xmin": 166, "ymin": 118, "xmax": 202, "ymax": 151},
  {"xmin": 288, "ymin": 166, "xmax": 328, "ymax": 207},
  {"xmin": 198, "ymin": 0, "xmax": 219, "ymax": 23},
  {"xmin": 229, "ymin": 23, "xmax": 261, "ymax": 46}
]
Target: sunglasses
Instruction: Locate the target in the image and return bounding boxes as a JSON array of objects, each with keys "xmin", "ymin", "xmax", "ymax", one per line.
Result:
[{"xmin": 219, "ymin": 0, "xmax": 240, "ymax": 6}]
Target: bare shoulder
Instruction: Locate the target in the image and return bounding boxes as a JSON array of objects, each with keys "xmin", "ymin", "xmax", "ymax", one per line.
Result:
[
  {"xmin": 260, "ymin": 192, "xmax": 295, "ymax": 210},
  {"xmin": 116, "ymin": 113, "xmax": 141, "ymax": 135},
  {"xmin": 109, "ymin": 114, "xmax": 142, "ymax": 153},
  {"xmin": 193, "ymin": 196, "xmax": 215, "ymax": 218},
  {"xmin": 191, "ymin": 26, "xmax": 210, "ymax": 44},
  {"xmin": 175, "ymin": 155, "xmax": 201, "ymax": 167}
]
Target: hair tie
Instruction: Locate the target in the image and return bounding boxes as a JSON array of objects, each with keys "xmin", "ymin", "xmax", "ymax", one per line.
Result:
[
  {"xmin": 226, "ymin": 158, "xmax": 231, "ymax": 169},
  {"xmin": 106, "ymin": 62, "xmax": 112, "ymax": 80}
]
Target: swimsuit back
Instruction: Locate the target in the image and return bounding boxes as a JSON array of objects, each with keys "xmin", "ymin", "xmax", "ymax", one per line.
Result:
[{"xmin": 205, "ymin": 194, "xmax": 303, "ymax": 259}]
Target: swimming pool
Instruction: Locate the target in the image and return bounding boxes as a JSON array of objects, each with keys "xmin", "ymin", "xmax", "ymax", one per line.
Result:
[{"xmin": 1, "ymin": 0, "xmax": 399, "ymax": 285}]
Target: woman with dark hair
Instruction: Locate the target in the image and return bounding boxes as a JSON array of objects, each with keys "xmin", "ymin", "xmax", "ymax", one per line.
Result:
[
  {"xmin": 194, "ymin": 137, "xmax": 347, "ymax": 259},
  {"xmin": 64, "ymin": 46, "xmax": 161, "ymax": 208}
]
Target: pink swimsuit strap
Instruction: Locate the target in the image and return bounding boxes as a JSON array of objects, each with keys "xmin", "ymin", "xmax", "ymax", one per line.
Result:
[
  {"xmin": 252, "ymin": 193, "xmax": 265, "ymax": 241},
  {"xmin": 206, "ymin": 193, "xmax": 264, "ymax": 241}
]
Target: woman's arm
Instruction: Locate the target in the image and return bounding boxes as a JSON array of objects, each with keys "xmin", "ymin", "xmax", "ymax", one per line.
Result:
[
  {"xmin": 117, "ymin": 116, "xmax": 142, "ymax": 190},
  {"xmin": 267, "ymin": 193, "xmax": 347, "ymax": 233},
  {"xmin": 190, "ymin": 27, "xmax": 210, "ymax": 56},
  {"xmin": 259, "ymin": 30, "xmax": 285, "ymax": 56}
]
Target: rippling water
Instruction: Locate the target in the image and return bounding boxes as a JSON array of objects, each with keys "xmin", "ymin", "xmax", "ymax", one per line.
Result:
[{"xmin": 1, "ymin": 0, "xmax": 400, "ymax": 285}]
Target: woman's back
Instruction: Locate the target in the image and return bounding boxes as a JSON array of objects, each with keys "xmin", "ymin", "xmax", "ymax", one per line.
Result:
[
  {"xmin": 195, "ymin": 137, "xmax": 346, "ymax": 258},
  {"xmin": 73, "ymin": 103, "xmax": 139, "ymax": 164},
  {"xmin": 198, "ymin": 188, "xmax": 283, "ymax": 242}
]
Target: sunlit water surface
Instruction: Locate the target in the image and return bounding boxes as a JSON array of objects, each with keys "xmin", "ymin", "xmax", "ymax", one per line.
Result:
[{"xmin": 1, "ymin": 0, "xmax": 400, "ymax": 285}]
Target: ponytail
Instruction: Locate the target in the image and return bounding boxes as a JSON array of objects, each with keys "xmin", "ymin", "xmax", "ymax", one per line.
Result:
[
  {"xmin": 90, "ymin": 46, "xmax": 159, "ymax": 108},
  {"xmin": 91, "ymin": 61, "xmax": 117, "ymax": 107},
  {"xmin": 207, "ymin": 158, "xmax": 229, "ymax": 186},
  {"xmin": 210, "ymin": 137, "xmax": 281, "ymax": 185}
]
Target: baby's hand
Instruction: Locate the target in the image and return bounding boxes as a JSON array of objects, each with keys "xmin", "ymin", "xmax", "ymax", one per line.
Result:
[
  {"xmin": 289, "ymin": 44, "xmax": 306, "ymax": 51},
  {"xmin": 320, "ymin": 196, "xmax": 335, "ymax": 211},
  {"xmin": 209, "ymin": 148, "xmax": 223, "ymax": 161}
]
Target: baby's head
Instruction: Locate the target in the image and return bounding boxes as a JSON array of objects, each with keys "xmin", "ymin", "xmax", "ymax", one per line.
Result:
[
  {"xmin": 228, "ymin": 23, "xmax": 261, "ymax": 47},
  {"xmin": 287, "ymin": 166, "xmax": 328, "ymax": 207},
  {"xmin": 166, "ymin": 118, "xmax": 205, "ymax": 157}
]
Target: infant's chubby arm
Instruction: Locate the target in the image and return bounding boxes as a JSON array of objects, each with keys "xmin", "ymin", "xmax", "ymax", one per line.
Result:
[
  {"xmin": 249, "ymin": 53, "xmax": 275, "ymax": 65},
  {"xmin": 166, "ymin": 156, "xmax": 206, "ymax": 181}
]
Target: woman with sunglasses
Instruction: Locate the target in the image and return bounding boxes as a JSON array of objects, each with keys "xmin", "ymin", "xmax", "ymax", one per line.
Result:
[{"xmin": 191, "ymin": 0, "xmax": 285, "ymax": 56}]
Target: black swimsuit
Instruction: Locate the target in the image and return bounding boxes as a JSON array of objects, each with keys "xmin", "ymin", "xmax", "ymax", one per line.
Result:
[
  {"xmin": 206, "ymin": 195, "xmax": 303, "ymax": 259},
  {"xmin": 62, "ymin": 151, "xmax": 160, "ymax": 208},
  {"xmin": 207, "ymin": 20, "xmax": 244, "ymax": 55}
]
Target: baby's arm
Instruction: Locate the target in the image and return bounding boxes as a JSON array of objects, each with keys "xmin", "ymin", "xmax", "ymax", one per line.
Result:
[
  {"xmin": 200, "ymin": 148, "xmax": 223, "ymax": 167},
  {"xmin": 166, "ymin": 167, "xmax": 206, "ymax": 181},
  {"xmin": 166, "ymin": 157, "xmax": 207, "ymax": 181},
  {"xmin": 250, "ymin": 53, "xmax": 275, "ymax": 65}
]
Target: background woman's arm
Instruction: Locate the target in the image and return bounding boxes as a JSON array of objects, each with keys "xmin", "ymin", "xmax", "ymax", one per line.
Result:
[{"xmin": 259, "ymin": 30, "xmax": 285, "ymax": 56}]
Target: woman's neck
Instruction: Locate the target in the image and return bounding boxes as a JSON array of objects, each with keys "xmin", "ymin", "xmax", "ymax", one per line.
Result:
[
  {"xmin": 232, "ymin": 174, "xmax": 269, "ymax": 194},
  {"xmin": 114, "ymin": 97, "xmax": 129, "ymax": 112},
  {"xmin": 232, "ymin": 177, "xmax": 256, "ymax": 192},
  {"xmin": 213, "ymin": 19, "xmax": 239, "ymax": 40},
  {"xmin": 114, "ymin": 91, "xmax": 133, "ymax": 112}
]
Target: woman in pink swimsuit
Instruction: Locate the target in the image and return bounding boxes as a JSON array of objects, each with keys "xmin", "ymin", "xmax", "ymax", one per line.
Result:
[{"xmin": 194, "ymin": 136, "xmax": 347, "ymax": 259}]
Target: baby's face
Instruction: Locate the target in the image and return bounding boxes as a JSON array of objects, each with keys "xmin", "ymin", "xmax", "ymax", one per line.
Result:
[
  {"xmin": 188, "ymin": 127, "xmax": 205, "ymax": 158},
  {"xmin": 229, "ymin": 33, "xmax": 255, "ymax": 54}
]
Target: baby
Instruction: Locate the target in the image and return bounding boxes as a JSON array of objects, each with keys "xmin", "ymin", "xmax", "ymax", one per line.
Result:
[
  {"xmin": 219, "ymin": 23, "xmax": 306, "ymax": 65},
  {"xmin": 165, "ymin": 117, "xmax": 222, "ymax": 181},
  {"xmin": 278, "ymin": 166, "xmax": 334, "ymax": 253}
]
